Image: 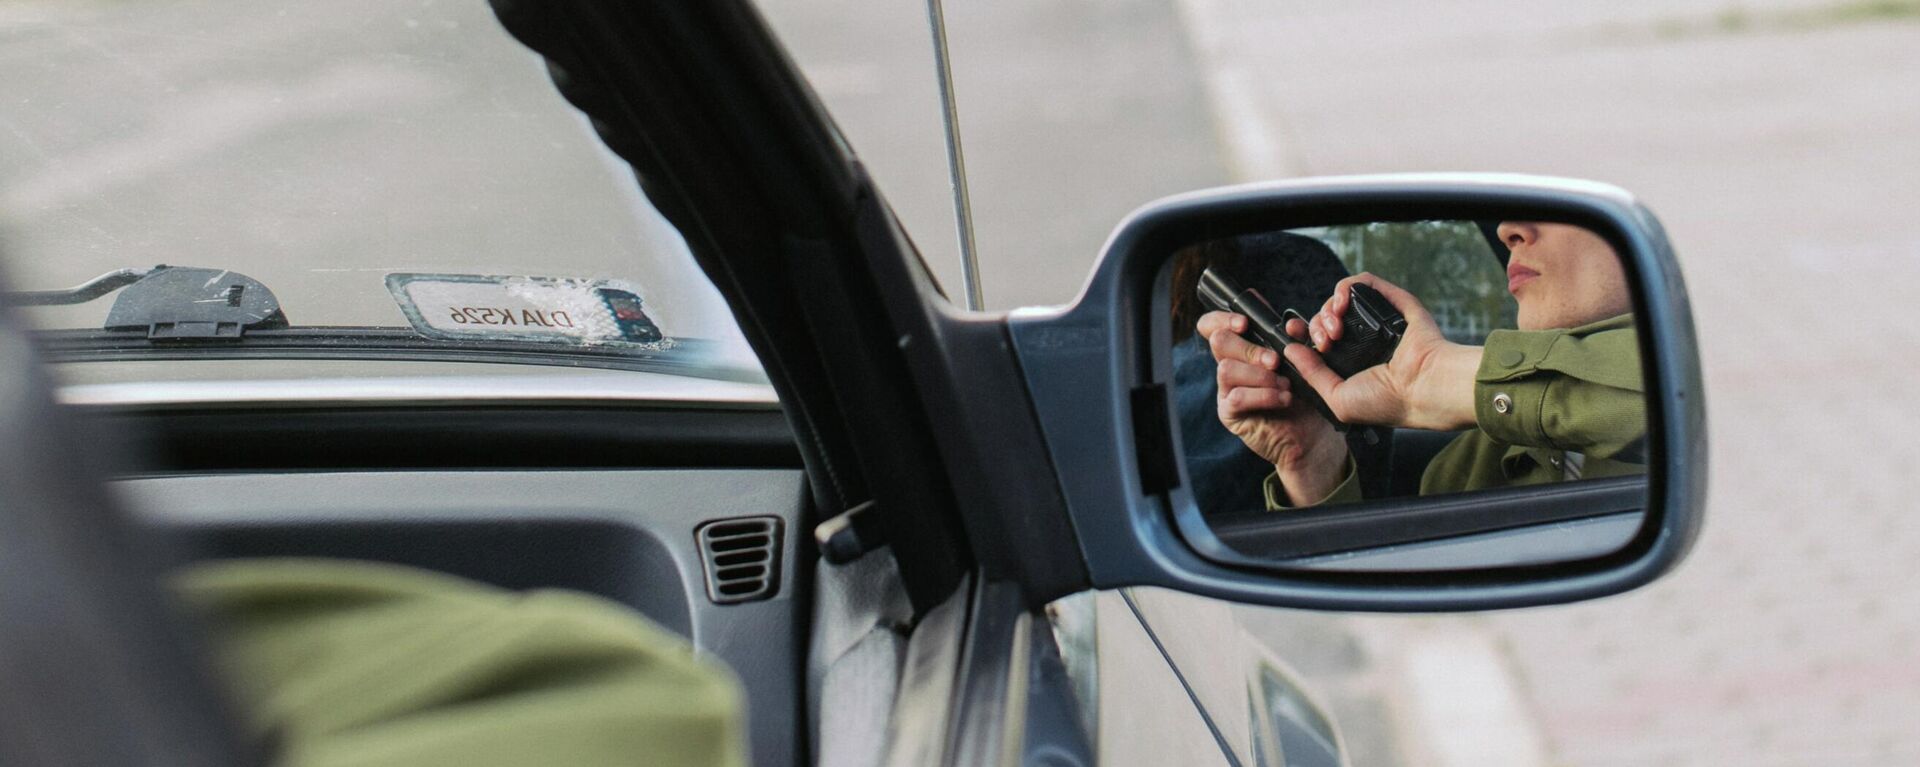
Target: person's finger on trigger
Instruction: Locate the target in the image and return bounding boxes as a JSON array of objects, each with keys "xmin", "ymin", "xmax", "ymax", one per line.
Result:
[
  {"xmin": 1284, "ymin": 342, "xmax": 1346, "ymax": 414},
  {"xmin": 1284, "ymin": 317, "xmax": 1311, "ymax": 345}
]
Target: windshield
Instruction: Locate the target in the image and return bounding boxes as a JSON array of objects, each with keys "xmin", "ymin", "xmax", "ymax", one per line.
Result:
[{"xmin": 0, "ymin": 0, "xmax": 760, "ymax": 385}]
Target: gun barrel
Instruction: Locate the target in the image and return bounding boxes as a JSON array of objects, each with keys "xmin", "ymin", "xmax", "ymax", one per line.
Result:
[{"xmin": 1197, "ymin": 268, "xmax": 1238, "ymax": 313}]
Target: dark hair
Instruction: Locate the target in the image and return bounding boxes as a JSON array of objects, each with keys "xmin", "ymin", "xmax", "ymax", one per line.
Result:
[
  {"xmin": 1168, "ymin": 238, "xmax": 1242, "ymax": 341},
  {"xmin": 1168, "ymin": 231, "xmax": 1351, "ymax": 342}
]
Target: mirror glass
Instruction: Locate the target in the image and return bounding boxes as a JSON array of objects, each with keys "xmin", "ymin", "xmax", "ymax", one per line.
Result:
[{"xmin": 1164, "ymin": 219, "xmax": 1651, "ymax": 571}]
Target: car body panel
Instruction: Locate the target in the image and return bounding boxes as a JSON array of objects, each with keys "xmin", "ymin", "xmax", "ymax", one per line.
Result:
[{"xmin": 1092, "ymin": 590, "xmax": 1233, "ymax": 766}]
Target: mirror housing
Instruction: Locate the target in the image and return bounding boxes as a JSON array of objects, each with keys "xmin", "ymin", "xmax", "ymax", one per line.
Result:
[{"xmin": 1008, "ymin": 174, "xmax": 1706, "ymax": 611}]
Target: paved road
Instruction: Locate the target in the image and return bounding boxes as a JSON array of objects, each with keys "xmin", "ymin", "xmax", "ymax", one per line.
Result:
[
  {"xmin": 757, "ymin": 0, "xmax": 1229, "ymax": 311},
  {"xmin": 1179, "ymin": 2, "xmax": 1920, "ymax": 765}
]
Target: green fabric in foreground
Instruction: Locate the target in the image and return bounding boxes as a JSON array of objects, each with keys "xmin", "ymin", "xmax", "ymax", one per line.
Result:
[{"xmin": 174, "ymin": 558, "xmax": 747, "ymax": 767}]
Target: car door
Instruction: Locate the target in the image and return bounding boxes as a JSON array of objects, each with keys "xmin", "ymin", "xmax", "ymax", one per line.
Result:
[
  {"xmin": 494, "ymin": 1, "xmax": 1713, "ymax": 761},
  {"xmin": 482, "ymin": 4, "xmax": 1251, "ymax": 766},
  {"xmin": 1124, "ymin": 588, "xmax": 1348, "ymax": 767},
  {"xmin": 488, "ymin": 6, "xmax": 1676, "ymax": 767}
]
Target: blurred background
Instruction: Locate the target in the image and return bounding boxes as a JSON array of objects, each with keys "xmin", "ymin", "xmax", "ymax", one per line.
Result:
[
  {"xmin": 755, "ymin": 0, "xmax": 1920, "ymax": 764},
  {"xmin": 4, "ymin": 0, "xmax": 1918, "ymax": 764}
]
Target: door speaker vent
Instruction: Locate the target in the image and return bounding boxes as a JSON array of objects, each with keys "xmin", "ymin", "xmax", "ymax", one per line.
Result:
[{"xmin": 696, "ymin": 517, "xmax": 782, "ymax": 604}]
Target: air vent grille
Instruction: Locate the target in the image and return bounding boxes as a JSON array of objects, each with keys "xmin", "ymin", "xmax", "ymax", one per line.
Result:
[{"xmin": 696, "ymin": 517, "xmax": 781, "ymax": 604}]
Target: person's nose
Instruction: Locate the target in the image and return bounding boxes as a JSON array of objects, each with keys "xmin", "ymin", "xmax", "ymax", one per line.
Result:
[{"xmin": 1497, "ymin": 221, "xmax": 1540, "ymax": 251}]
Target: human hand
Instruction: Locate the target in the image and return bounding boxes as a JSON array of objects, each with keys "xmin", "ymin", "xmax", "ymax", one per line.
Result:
[
  {"xmin": 1283, "ymin": 273, "xmax": 1481, "ymax": 432},
  {"xmin": 1198, "ymin": 310, "xmax": 1347, "ymax": 504}
]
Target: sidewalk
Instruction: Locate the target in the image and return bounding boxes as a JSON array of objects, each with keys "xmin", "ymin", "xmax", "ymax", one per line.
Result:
[{"xmin": 1184, "ymin": 1, "xmax": 1920, "ymax": 763}]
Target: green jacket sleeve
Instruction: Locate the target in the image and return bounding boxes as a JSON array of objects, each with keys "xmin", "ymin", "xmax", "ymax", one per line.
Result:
[
  {"xmin": 173, "ymin": 558, "xmax": 748, "ymax": 767},
  {"xmin": 1472, "ymin": 314, "xmax": 1645, "ymax": 459},
  {"xmin": 1262, "ymin": 458, "xmax": 1362, "ymax": 511}
]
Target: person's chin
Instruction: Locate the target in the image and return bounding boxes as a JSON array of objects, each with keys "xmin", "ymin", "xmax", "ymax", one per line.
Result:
[{"xmin": 1513, "ymin": 304, "xmax": 1538, "ymax": 331}]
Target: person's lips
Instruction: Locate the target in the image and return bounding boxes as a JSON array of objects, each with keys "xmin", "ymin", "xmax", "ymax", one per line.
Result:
[{"xmin": 1507, "ymin": 263, "xmax": 1541, "ymax": 294}]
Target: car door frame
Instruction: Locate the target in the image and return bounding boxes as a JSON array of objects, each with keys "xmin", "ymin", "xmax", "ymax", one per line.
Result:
[
  {"xmin": 486, "ymin": 0, "xmax": 1120, "ymax": 763},
  {"xmin": 490, "ymin": 0, "xmax": 1089, "ymax": 608}
]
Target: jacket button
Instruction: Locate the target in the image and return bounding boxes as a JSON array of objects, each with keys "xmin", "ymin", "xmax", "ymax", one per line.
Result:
[
  {"xmin": 1499, "ymin": 349, "xmax": 1526, "ymax": 368},
  {"xmin": 1492, "ymin": 392, "xmax": 1513, "ymax": 414}
]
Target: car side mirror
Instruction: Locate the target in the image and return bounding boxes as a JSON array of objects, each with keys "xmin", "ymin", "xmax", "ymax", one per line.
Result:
[{"xmin": 1008, "ymin": 174, "xmax": 1706, "ymax": 611}]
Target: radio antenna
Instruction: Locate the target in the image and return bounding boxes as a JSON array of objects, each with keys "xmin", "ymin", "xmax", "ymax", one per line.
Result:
[{"xmin": 924, "ymin": 0, "xmax": 984, "ymax": 310}]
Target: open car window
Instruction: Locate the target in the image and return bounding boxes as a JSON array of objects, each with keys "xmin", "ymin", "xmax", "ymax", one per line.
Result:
[{"xmin": 0, "ymin": 0, "xmax": 761, "ymax": 385}]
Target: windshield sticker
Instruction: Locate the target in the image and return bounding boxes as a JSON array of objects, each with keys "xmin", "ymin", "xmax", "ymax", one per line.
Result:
[{"xmin": 386, "ymin": 273, "xmax": 667, "ymax": 347}]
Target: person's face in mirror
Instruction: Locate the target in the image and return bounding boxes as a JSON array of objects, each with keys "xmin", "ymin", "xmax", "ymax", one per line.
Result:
[{"xmin": 1499, "ymin": 222, "xmax": 1632, "ymax": 331}]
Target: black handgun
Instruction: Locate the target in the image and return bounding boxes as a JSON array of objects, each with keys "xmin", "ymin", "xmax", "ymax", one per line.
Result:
[{"xmin": 1197, "ymin": 266, "xmax": 1407, "ymax": 428}]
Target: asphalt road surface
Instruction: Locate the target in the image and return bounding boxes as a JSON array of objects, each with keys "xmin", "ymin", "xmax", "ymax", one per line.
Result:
[
  {"xmin": 7, "ymin": 0, "xmax": 1920, "ymax": 765},
  {"xmin": 1177, "ymin": 3, "xmax": 1920, "ymax": 765}
]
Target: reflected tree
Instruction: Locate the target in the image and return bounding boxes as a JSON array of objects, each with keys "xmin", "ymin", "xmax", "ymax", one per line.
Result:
[{"xmin": 1305, "ymin": 221, "xmax": 1516, "ymax": 343}]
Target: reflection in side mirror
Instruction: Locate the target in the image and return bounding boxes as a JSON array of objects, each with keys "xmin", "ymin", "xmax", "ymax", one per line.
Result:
[{"xmin": 1166, "ymin": 220, "xmax": 1649, "ymax": 571}]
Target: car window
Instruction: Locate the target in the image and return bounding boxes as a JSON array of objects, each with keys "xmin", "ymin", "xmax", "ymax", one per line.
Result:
[{"xmin": 0, "ymin": 0, "xmax": 760, "ymax": 385}]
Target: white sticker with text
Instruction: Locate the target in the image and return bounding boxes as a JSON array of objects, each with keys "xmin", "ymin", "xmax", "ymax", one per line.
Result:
[{"xmin": 386, "ymin": 274, "xmax": 664, "ymax": 346}]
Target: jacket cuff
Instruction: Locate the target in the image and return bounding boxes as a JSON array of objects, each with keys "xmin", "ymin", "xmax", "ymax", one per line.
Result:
[
  {"xmin": 1263, "ymin": 459, "xmax": 1361, "ymax": 511},
  {"xmin": 1474, "ymin": 329, "xmax": 1562, "ymax": 448},
  {"xmin": 1476, "ymin": 376, "xmax": 1555, "ymax": 448}
]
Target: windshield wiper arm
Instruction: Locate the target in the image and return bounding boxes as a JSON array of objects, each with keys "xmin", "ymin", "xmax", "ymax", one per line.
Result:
[
  {"xmin": 31, "ymin": 326, "xmax": 765, "ymax": 383},
  {"xmin": 5, "ymin": 266, "xmax": 167, "ymax": 306}
]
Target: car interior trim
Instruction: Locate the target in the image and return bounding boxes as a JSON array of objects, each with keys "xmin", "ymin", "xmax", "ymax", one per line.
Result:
[
  {"xmin": 123, "ymin": 469, "xmax": 809, "ymax": 767},
  {"xmin": 90, "ymin": 405, "xmax": 801, "ymax": 473}
]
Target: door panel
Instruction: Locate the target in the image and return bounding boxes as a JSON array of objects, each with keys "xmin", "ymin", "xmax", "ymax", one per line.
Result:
[
  {"xmin": 1124, "ymin": 587, "xmax": 1262, "ymax": 765},
  {"xmin": 1092, "ymin": 590, "xmax": 1232, "ymax": 766}
]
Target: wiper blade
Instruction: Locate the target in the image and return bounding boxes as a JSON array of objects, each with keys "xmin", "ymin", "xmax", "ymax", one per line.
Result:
[
  {"xmin": 10, "ymin": 266, "xmax": 765, "ymax": 383},
  {"xmin": 2, "ymin": 264, "xmax": 288, "ymax": 340},
  {"xmin": 31, "ymin": 326, "xmax": 765, "ymax": 383}
]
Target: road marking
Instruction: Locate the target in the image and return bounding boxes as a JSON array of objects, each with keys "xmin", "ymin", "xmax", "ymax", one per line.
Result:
[{"xmin": 1170, "ymin": 0, "xmax": 1297, "ymax": 181}]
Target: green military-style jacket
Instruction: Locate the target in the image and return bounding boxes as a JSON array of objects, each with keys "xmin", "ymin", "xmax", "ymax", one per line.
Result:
[
  {"xmin": 175, "ymin": 558, "xmax": 748, "ymax": 767},
  {"xmin": 1265, "ymin": 313, "xmax": 1646, "ymax": 509}
]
